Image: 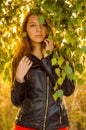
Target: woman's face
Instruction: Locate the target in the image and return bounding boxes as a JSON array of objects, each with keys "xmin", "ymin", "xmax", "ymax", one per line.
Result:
[{"xmin": 26, "ymin": 15, "xmax": 47, "ymax": 44}]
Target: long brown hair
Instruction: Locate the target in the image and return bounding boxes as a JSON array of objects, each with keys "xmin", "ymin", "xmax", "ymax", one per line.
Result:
[
  {"xmin": 12, "ymin": 11, "xmax": 53, "ymax": 80},
  {"xmin": 12, "ymin": 12, "xmax": 35, "ymax": 80}
]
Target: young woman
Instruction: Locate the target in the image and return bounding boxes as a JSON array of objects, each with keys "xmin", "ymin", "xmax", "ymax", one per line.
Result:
[{"xmin": 11, "ymin": 11, "xmax": 75, "ymax": 130}]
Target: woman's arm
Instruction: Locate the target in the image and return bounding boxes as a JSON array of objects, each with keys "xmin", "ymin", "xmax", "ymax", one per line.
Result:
[
  {"xmin": 41, "ymin": 55, "xmax": 75, "ymax": 96},
  {"xmin": 11, "ymin": 79, "xmax": 26, "ymax": 107},
  {"xmin": 11, "ymin": 56, "xmax": 33, "ymax": 107},
  {"xmin": 61, "ymin": 77, "xmax": 75, "ymax": 96}
]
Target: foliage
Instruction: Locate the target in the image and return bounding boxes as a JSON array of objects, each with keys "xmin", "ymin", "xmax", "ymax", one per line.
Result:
[
  {"xmin": 0, "ymin": 0, "xmax": 86, "ymax": 100},
  {"xmin": 0, "ymin": 1, "xmax": 86, "ymax": 129}
]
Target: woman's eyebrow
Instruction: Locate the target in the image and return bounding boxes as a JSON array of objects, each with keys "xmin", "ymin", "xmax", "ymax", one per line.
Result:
[
  {"xmin": 28, "ymin": 22, "xmax": 36, "ymax": 24},
  {"xmin": 28, "ymin": 21, "xmax": 46, "ymax": 25}
]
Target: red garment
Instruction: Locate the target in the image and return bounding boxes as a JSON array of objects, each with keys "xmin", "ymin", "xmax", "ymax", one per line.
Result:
[
  {"xmin": 14, "ymin": 125, "xmax": 37, "ymax": 130},
  {"xmin": 58, "ymin": 128, "xmax": 68, "ymax": 130},
  {"xmin": 14, "ymin": 125, "xmax": 68, "ymax": 130}
]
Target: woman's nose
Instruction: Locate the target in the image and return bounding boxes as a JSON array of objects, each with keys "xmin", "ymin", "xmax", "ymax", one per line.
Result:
[{"xmin": 36, "ymin": 25, "xmax": 42, "ymax": 31}]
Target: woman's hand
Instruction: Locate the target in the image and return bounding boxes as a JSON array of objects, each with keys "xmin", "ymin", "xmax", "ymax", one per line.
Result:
[
  {"xmin": 43, "ymin": 39, "xmax": 54, "ymax": 57},
  {"xmin": 15, "ymin": 56, "xmax": 33, "ymax": 83}
]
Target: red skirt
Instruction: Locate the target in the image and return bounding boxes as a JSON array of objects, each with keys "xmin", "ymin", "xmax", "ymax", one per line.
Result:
[
  {"xmin": 14, "ymin": 125, "xmax": 37, "ymax": 130},
  {"xmin": 58, "ymin": 128, "xmax": 68, "ymax": 130},
  {"xmin": 14, "ymin": 125, "xmax": 68, "ymax": 130}
]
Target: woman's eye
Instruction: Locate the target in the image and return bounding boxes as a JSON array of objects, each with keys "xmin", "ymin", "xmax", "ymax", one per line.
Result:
[
  {"xmin": 30, "ymin": 24, "xmax": 35, "ymax": 27},
  {"xmin": 42, "ymin": 23, "xmax": 47, "ymax": 27}
]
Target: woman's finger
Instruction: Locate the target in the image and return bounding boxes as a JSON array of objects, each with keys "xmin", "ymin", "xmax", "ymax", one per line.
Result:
[{"xmin": 27, "ymin": 60, "xmax": 32, "ymax": 66}]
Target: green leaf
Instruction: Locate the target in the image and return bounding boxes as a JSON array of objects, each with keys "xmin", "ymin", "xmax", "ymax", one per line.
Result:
[
  {"xmin": 81, "ymin": 46, "xmax": 86, "ymax": 54},
  {"xmin": 51, "ymin": 58, "xmax": 57, "ymax": 65},
  {"xmin": 71, "ymin": 17, "xmax": 77, "ymax": 24},
  {"xmin": 78, "ymin": 78, "xmax": 85, "ymax": 86},
  {"xmin": 53, "ymin": 90, "xmax": 63, "ymax": 101},
  {"xmin": 62, "ymin": 70, "xmax": 66, "ymax": 79},
  {"xmin": 82, "ymin": 26, "xmax": 86, "ymax": 32},
  {"xmin": 42, "ymin": 49, "xmax": 46, "ymax": 55},
  {"xmin": 68, "ymin": 72, "xmax": 75, "ymax": 80},
  {"xmin": 57, "ymin": 90, "xmax": 64, "ymax": 98},
  {"xmin": 73, "ymin": 74, "xmax": 79, "ymax": 81},
  {"xmin": 64, "ymin": 66, "xmax": 73, "ymax": 75},
  {"xmin": 65, "ymin": 61, "xmax": 69, "ymax": 66},
  {"xmin": 53, "ymin": 83, "xmax": 58, "ymax": 91},
  {"xmin": 46, "ymin": 50, "xmax": 51, "ymax": 55},
  {"xmin": 76, "ymin": 47, "xmax": 83, "ymax": 56},
  {"xmin": 42, "ymin": 49, "xmax": 51, "ymax": 55},
  {"xmin": 53, "ymin": 92, "xmax": 58, "ymax": 101},
  {"xmin": 75, "ymin": 64, "xmax": 84, "ymax": 74},
  {"xmin": 55, "ymin": 68, "xmax": 60, "ymax": 77},
  {"xmin": 57, "ymin": 56, "xmax": 64, "ymax": 67},
  {"xmin": 38, "ymin": 16, "xmax": 45, "ymax": 24},
  {"xmin": 57, "ymin": 77, "xmax": 64, "ymax": 85}
]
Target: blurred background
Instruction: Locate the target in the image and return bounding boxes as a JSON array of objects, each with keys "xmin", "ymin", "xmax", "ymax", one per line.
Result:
[{"xmin": 0, "ymin": 0, "xmax": 86, "ymax": 130}]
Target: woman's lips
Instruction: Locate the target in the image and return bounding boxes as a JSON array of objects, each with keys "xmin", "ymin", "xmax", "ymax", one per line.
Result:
[{"xmin": 35, "ymin": 35, "xmax": 42, "ymax": 36}]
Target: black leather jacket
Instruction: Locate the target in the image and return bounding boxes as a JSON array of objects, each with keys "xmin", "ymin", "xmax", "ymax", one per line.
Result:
[{"xmin": 11, "ymin": 54, "xmax": 75, "ymax": 130}]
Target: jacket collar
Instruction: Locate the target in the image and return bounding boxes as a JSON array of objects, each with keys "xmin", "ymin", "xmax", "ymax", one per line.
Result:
[{"xmin": 29, "ymin": 54, "xmax": 43, "ymax": 68}]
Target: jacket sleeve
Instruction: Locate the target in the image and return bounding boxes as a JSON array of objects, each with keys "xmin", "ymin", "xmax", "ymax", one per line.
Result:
[
  {"xmin": 11, "ymin": 79, "xmax": 26, "ymax": 107},
  {"xmin": 61, "ymin": 60, "xmax": 75, "ymax": 96},
  {"xmin": 61, "ymin": 77, "xmax": 75, "ymax": 96},
  {"xmin": 41, "ymin": 55, "xmax": 75, "ymax": 97}
]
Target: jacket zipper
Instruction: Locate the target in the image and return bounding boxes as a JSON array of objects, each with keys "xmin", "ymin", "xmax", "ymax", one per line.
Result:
[{"xmin": 43, "ymin": 76, "xmax": 49, "ymax": 130}]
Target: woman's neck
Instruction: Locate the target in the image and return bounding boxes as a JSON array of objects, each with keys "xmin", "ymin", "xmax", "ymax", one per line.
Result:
[{"xmin": 31, "ymin": 44, "xmax": 43, "ymax": 59}]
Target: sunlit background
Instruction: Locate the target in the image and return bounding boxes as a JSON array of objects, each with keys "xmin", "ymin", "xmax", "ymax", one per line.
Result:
[{"xmin": 0, "ymin": 0, "xmax": 86, "ymax": 130}]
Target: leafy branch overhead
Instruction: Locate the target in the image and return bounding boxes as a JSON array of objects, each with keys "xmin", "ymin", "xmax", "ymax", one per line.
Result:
[{"xmin": 0, "ymin": 0, "xmax": 86, "ymax": 99}]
